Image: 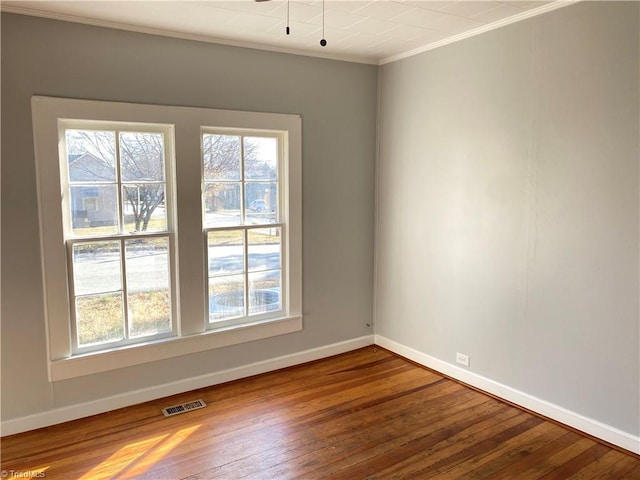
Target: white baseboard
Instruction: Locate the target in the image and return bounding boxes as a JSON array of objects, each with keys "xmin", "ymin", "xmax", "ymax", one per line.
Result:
[
  {"xmin": 375, "ymin": 334, "xmax": 640, "ymax": 455},
  {"xmin": 1, "ymin": 335, "xmax": 374, "ymax": 437},
  {"xmin": 6, "ymin": 333, "xmax": 639, "ymax": 456}
]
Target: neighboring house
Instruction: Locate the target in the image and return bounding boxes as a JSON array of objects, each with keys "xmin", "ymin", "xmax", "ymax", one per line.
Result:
[
  {"xmin": 208, "ymin": 159, "xmax": 277, "ymax": 212},
  {"xmin": 67, "ymin": 152, "xmax": 118, "ymax": 228}
]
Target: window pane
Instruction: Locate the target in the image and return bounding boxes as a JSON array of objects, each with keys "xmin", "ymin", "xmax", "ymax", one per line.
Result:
[
  {"xmin": 70, "ymin": 185, "xmax": 119, "ymax": 236},
  {"xmin": 73, "ymin": 241, "xmax": 122, "ymax": 296},
  {"xmin": 244, "ymin": 137, "xmax": 278, "ymax": 180},
  {"xmin": 124, "ymin": 238, "xmax": 170, "ymax": 292},
  {"xmin": 249, "ymin": 271, "xmax": 281, "ymax": 316},
  {"xmin": 203, "ymin": 134, "xmax": 241, "ymax": 181},
  {"xmin": 119, "ymin": 132, "xmax": 165, "ymax": 182},
  {"xmin": 76, "ymin": 292, "xmax": 124, "ymax": 347},
  {"xmin": 248, "ymin": 228, "xmax": 281, "ymax": 273},
  {"xmin": 208, "ymin": 230, "xmax": 244, "ymax": 277},
  {"xmin": 125, "ymin": 238, "xmax": 172, "ymax": 338},
  {"xmin": 245, "ymin": 182, "xmax": 277, "ymax": 224},
  {"xmin": 209, "ymin": 275, "xmax": 245, "ymax": 322},
  {"xmin": 204, "ymin": 183, "xmax": 242, "ymax": 227},
  {"xmin": 66, "ymin": 130, "xmax": 116, "ymax": 182},
  {"xmin": 123, "ymin": 184, "xmax": 166, "ymax": 232},
  {"xmin": 128, "ymin": 290, "xmax": 171, "ymax": 339}
]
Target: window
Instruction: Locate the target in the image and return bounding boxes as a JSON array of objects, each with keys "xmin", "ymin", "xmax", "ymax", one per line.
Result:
[
  {"xmin": 32, "ymin": 97, "xmax": 302, "ymax": 380},
  {"xmin": 61, "ymin": 125, "xmax": 176, "ymax": 354},
  {"xmin": 203, "ymin": 132, "xmax": 284, "ymax": 328}
]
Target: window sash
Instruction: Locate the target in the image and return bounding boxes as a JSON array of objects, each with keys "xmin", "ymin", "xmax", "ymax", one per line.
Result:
[
  {"xmin": 205, "ymin": 224, "xmax": 285, "ymax": 329},
  {"xmin": 66, "ymin": 233, "xmax": 177, "ymax": 354}
]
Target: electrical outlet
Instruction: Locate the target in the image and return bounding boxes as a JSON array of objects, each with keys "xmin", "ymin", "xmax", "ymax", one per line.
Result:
[{"xmin": 456, "ymin": 352, "xmax": 470, "ymax": 367}]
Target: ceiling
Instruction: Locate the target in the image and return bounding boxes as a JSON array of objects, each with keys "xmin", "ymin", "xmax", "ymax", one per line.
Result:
[{"xmin": 1, "ymin": 1, "xmax": 572, "ymax": 64}]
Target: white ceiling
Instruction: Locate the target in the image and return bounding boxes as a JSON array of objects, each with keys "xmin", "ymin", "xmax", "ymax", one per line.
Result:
[{"xmin": 1, "ymin": 1, "xmax": 573, "ymax": 64}]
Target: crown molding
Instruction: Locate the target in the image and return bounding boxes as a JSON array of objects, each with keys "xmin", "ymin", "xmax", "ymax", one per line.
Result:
[{"xmin": 379, "ymin": 0, "xmax": 581, "ymax": 65}]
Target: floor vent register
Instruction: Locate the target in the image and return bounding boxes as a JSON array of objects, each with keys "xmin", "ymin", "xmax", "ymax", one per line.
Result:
[{"xmin": 162, "ymin": 399, "xmax": 207, "ymax": 417}]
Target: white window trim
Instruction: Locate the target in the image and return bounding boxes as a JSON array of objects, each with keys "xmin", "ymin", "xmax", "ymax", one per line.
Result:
[{"xmin": 32, "ymin": 96, "xmax": 303, "ymax": 382}]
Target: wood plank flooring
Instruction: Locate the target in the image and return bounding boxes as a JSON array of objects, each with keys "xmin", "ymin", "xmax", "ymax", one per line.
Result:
[{"xmin": 2, "ymin": 347, "xmax": 639, "ymax": 479}]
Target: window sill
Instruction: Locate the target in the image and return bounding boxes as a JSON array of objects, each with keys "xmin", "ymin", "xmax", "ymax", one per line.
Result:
[{"xmin": 49, "ymin": 315, "xmax": 302, "ymax": 381}]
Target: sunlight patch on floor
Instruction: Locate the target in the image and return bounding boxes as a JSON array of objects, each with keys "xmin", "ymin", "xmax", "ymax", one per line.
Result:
[{"xmin": 77, "ymin": 425, "xmax": 200, "ymax": 479}]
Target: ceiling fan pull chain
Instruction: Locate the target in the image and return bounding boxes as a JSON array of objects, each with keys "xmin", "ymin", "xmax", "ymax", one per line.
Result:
[
  {"xmin": 320, "ymin": 0, "xmax": 327, "ymax": 46},
  {"xmin": 286, "ymin": 0, "xmax": 290, "ymax": 35}
]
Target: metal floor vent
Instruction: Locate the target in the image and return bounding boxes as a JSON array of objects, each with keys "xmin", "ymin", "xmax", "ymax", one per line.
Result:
[{"xmin": 162, "ymin": 399, "xmax": 207, "ymax": 417}]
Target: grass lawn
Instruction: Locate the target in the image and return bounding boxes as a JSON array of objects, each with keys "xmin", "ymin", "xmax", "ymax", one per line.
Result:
[{"xmin": 76, "ymin": 290, "xmax": 171, "ymax": 346}]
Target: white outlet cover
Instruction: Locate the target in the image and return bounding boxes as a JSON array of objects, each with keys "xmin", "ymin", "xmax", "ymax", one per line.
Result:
[{"xmin": 456, "ymin": 352, "xmax": 470, "ymax": 367}]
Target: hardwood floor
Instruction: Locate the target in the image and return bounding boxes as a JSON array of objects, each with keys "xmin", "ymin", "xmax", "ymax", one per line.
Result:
[{"xmin": 3, "ymin": 347, "xmax": 639, "ymax": 479}]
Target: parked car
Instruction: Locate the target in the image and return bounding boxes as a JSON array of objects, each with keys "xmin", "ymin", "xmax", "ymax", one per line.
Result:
[{"xmin": 249, "ymin": 199, "xmax": 267, "ymax": 212}]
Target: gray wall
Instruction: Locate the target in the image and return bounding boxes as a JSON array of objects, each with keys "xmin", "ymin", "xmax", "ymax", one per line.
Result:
[
  {"xmin": 377, "ymin": 1, "xmax": 639, "ymax": 435},
  {"xmin": 1, "ymin": 13, "xmax": 376, "ymax": 420}
]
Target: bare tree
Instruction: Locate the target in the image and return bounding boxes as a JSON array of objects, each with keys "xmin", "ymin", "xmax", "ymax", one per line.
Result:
[
  {"xmin": 67, "ymin": 130, "xmax": 166, "ymax": 232},
  {"xmin": 67, "ymin": 130, "xmax": 264, "ymax": 229},
  {"xmin": 202, "ymin": 134, "xmax": 259, "ymax": 212},
  {"xmin": 203, "ymin": 134, "xmax": 242, "ymax": 180},
  {"xmin": 119, "ymin": 132, "xmax": 165, "ymax": 231}
]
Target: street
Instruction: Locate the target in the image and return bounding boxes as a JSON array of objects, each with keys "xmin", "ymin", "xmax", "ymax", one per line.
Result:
[{"xmin": 73, "ymin": 243, "xmax": 281, "ymax": 296}]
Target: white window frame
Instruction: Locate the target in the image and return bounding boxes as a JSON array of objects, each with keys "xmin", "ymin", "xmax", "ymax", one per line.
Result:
[
  {"xmin": 60, "ymin": 120, "xmax": 178, "ymax": 355},
  {"xmin": 202, "ymin": 128, "xmax": 287, "ymax": 330},
  {"xmin": 32, "ymin": 96, "xmax": 303, "ymax": 381}
]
